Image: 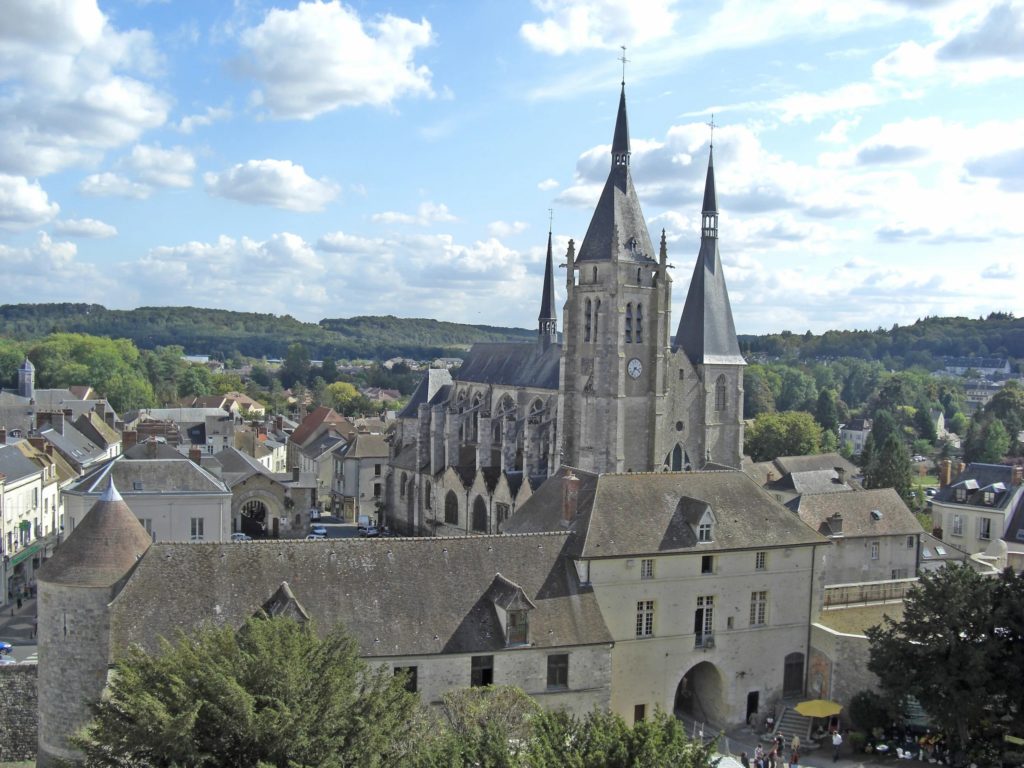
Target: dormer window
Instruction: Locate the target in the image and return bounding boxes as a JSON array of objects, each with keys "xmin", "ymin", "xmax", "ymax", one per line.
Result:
[
  {"xmin": 698, "ymin": 521, "xmax": 713, "ymax": 542},
  {"xmin": 955, "ymin": 488, "xmax": 967, "ymax": 502},
  {"xmin": 507, "ymin": 610, "xmax": 528, "ymax": 645},
  {"xmin": 983, "ymin": 491, "xmax": 994, "ymax": 505}
]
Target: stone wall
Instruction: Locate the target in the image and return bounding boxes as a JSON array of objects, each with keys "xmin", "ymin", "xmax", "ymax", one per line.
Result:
[{"xmin": 0, "ymin": 663, "xmax": 38, "ymax": 762}]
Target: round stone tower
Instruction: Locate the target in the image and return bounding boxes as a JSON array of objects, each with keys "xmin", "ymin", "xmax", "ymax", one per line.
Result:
[{"xmin": 35, "ymin": 480, "xmax": 152, "ymax": 767}]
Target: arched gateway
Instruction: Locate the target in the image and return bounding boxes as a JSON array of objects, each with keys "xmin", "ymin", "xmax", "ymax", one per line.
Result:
[{"xmin": 674, "ymin": 661, "xmax": 727, "ymax": 726}]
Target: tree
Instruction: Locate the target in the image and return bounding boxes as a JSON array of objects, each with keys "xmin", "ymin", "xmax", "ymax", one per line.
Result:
[
  {"xmin": 428, "ymin": 685, "xmax": 540, "ymax": 766},
  {"xmin": 179, "ymin": 365, "xmax": 212, "ymax": 398},
  {"xmin": 964, "ymin": 416, "xmax": 1011, "ymax": 464},
  {"xmin": 870, "ymin": 409, "xmax": 898, "ymax": 447},
  {"xmin": 814, "ymin": 388, "xmax": 839, "ymax": 434},
  {"xmin": 744, "ymin": 411, "xmax": 823, "ymax": 462},
  {"xmin": 326, "ymin": 381, "xmax": 360, "ymax": 413},
  {"xmin": 865, "ymin": 432, "xmax": 912, "ymax": 498},
  {"xmin": 74, "ymin": 615, "xmax": 425, "ymax": 767},
  {"xmin": 912, "ymin": 402, "xmax": 938, "ymax": 443},
  {"xmin": 280, "ymin": 342, "xmax": 311, "ymax": 389},
  {"xmin": 866, "ymin": 566, "xmax": 1024, "ymax": 762},
  {"xmin": 983, "ymin": 381, "xmax": 1024, "ymax": 453}
]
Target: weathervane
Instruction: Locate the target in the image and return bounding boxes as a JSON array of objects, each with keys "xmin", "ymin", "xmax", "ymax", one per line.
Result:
[
  {"xmin": 706, "ymin": 113, "xmax": 716, "ymax": 147},
  {"xmin": 619, "ymin": 45, "xmax": 629, "ymax": 85}
]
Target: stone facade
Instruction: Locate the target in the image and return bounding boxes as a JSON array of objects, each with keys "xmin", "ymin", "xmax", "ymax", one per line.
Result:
[{"xmin": 0, "ymin": 664, "xmax": 37, "ymax": 763}]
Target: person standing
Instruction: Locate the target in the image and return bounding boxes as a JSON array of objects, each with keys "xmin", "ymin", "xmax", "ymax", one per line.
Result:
[
  {"xmin": 832, "ymin": 730, "xmax": 843, "ymax": 761},
  {"xmin": 740, "ymin": 752, "xmax": 750, "ymax": 768}
]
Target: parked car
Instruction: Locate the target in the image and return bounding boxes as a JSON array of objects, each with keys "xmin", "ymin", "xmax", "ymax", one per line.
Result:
[
  {"xmin": 359, "ymin": 525, "xmax": 380, "ymax": 538},
  {"xmin": 310, "ymin": 525, "xmax": 328, "ymax": 537},
  {"xmin": 231, "ymin": 532, "xmax": 252, "ymax": 542},
  {"xmin": 925, "ymin": 487, "xmax": 938, "ymax": 497},
  {"xmin": 0, "ymin": 641, "xmax": 12, "ymax": 655},
  {"xmin": 305, "ymin": 533, "xmax": 326, "ymax": 540}
]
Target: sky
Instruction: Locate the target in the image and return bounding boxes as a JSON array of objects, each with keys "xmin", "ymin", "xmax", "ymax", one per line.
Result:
[{"xmin": 1, "ymin": 0, "xmax": 1022, "ymax": 337}]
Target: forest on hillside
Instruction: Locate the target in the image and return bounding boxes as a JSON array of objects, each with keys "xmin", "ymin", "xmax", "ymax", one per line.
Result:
[{"xmin": 0, "ymin": 304, "xmax": 534, "ymax": 361}]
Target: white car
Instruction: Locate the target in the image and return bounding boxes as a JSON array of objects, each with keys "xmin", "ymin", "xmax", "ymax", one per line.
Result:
[
  {"xmin": 305, "ymin": 533, "xmax": 326, "ymax": 540},
  {"xmin": 231, "ymin": 532, "xmax": 252, "ymax": 542}
]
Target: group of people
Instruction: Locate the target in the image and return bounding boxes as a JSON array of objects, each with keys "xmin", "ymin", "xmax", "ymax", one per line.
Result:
[{"xmin": 740, "ymin": 734, "xmax": 801, "ymax": 768}]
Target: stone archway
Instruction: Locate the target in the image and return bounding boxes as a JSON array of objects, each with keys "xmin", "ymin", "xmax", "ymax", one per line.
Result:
[
  {"xmin": 674, "ymin": 661, "xmax": 727, "ymax": 726},
  {"xmin": 234, "ymin": 488, "xmax": 283, "ymax": 538}
]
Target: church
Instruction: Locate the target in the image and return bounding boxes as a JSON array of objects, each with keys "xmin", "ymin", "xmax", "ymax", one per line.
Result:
[{"xmin": 387, "ymin": 81, "xmax": 746, "ymax": 536}]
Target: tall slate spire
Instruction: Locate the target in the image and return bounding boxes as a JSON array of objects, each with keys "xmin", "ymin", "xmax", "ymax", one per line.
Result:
[
  {"xmin": 575, "ymin": 83, "xmax": 654, "ymax": 264},
  {"xmin": 674, "ymin": 146, "xmax": 745, "ymax": 366},
  {"xmin": 538, "ymin": 226, "xmax": 558, "ymax": 347}
]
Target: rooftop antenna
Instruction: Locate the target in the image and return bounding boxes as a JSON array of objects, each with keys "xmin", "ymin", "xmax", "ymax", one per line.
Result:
[
  {"xmin": 706, "ymin": 113, "xmax": 716, "ymax": 148},
  {"xmin": 619, "ymin": 45, "xmax": 629, "ymax": 85}
]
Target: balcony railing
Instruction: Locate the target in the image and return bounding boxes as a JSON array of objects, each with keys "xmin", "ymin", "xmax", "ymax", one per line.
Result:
[{"xmin": 823, "ymin": 577, "xmax": 918, "ymax": 608}]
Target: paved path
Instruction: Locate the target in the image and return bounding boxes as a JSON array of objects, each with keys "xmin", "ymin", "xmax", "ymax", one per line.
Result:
[{"xmin": 0, "ymin": 596, "xmax": 37, "ymax": 664}]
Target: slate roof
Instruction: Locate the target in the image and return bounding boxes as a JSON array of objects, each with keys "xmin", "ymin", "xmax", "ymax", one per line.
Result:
[
  {"xmin": 38, "ymin": 482, "xmax": 153, "ymax": 588},
  {"xmin": 136, "ymin": 407, "xmax": 233, "ymax": 426},
  {"xmin": 74, "ymin": 411, "xmax": 120, "ymax": 448},
  {"xmin": 791, "ymin": 488, "xmax": 923, "ymax": 538},
  {"xmin": 67, "ymin": 456, "xmax": 229, "ymax": 496},
  {"xmin": 40, "ymin": 425, "xmax": 106, "ymax": 468},
  {"xmin": 108, "ymin": 532, "xmax": 611, "ymax": 659},
  {"xmin": 123, "ymin": 441, "xmax": 185, "ymax": 461},
  {"xmin": 213, "ymin": 446, "xmax": 274, "ymax": 487},
  {"xmin": 455, "ymin": 342, "xmax": 561, "ymax": 390},
  {"xmin": 774, "ymin": 453, "xmax": 860, "ymax": 478},
  {"xmin": 538, "ymin": 229, "xmax": 557, "ymax": 325},
  {"xmin": 576, "ymin": 85, "xmax": 656, "ymax": 265},
  {"xmin": 0, "ymin": 405, "xmax": 34, "ymax": 435},
  {"xmin": 0, "ymin": 444, "xmax": 43, "ymax": 483},
  {"xmin": 674, "ymin": 149, "xmax": 745, "ymax": 367},
  {"xmin": 933, "ymin": 463, "xmax": 1020, "ymax": 511},
  {"xmin": 919, "ymin": 532, "xmax": 968, "ymax": 565},
  {"xmin": 774, "ymin": 469, "xmax": 853, "ymax": 496},
  {"xmin": 300, "ymin": 431, "xmax": 346, "ymax": 460},
  {"xmin": 397, "ymin": 377, "xmax": 451, "ymax": 419},
  {"xmin": 346, "ymin": 432, "xmax": 389, "ymax": 459},
  {"xmin": 506, "ymin": 468, "xmax": 824, "ymax": 559}
]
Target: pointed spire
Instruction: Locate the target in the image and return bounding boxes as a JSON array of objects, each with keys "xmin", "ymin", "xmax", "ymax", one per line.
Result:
[
  {"xmin": 612, "ymin": 84, "xmax": 630, "ymax": 166},
  {"xmin": 538, "ymin": 224, "xmax": 558, "ymax": 347},
  {"xmin": 102, "ymin": 476, "xmax": 123, "ymax": 503},
  {"xmin": 702, "ymin": 145, "xmax": 717, "ymax": 216}
]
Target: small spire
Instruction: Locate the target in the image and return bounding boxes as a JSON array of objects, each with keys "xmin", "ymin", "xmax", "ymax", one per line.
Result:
[
  {"xmin": 101, "ymin": 476, "xmax": 123, "ymax": 503},
  {"xmin": 611, "ymin": 79, "xmax": 630, "ymax": 166},
  {"xmin": 702, "ymin": 145, "xmax": 718, "ymax": 217},
  {"xmin": 538, "ymin": 220, "xmax": 558, "ymax": 346}
]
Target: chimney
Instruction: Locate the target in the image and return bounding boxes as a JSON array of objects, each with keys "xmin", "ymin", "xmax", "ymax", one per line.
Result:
[
  {"xmin": 562, "ymin": 470, "xmax": 580, "ymax": 524},
  {"xmin": 28, "ymin": 436, "xmax": 45, "ymax": 451},
  {"xmin": 44, "ymin": 443, "xmax": 53, "ymax": 456},
  {"xmin": 766, "ymin": 470, "xmax": 775, "ymax": 484},
  {"xmin": 827, "ymin": 512, "xmax": 843, "ymax": 537},
  {"xmin": 1012, "ymin": 465, "xmax": 1023, "ymax": 487},
  {"xmin": 834, "ymin": 466, "xmax": 846, "ymax": 485},
  {"xmin": 939, "ymin": 459, "xmax": 953, "ymax": 487},
  {"xmin": 275, "ymin": 415, "xmax": 284, "ymax": 431},
  {"xmin": 123, "ymin": 430, "xmax": 138, "ymax": 449},
  {"xmin": 188, "ymin": 446, "xmax": 202, "ymax": 465}
]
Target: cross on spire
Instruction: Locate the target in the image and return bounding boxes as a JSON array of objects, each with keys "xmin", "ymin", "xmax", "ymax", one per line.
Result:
[
  {"xmin": 619, "ymin": 45, "xmax": 629, "ymax": 85},
  {"xmin": 706, "ymin": 113, "xmax": 717, "ymax": 147},
  {"xmin": 548, "ymin": 208, "xmax": 553, "ymax": 232}
]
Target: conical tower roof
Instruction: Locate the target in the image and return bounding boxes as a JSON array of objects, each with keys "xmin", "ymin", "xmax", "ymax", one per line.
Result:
[
  {"xmin": 675, "ymin": 148, "xmax": 745, "ymax": 366},
  {"xmin": 538, "ymin": 228, "xmax": 557, "ymax": 324},
  {"xmin": 37, "ymin": 480, "xmax": 152, "ymax": 588},
  {"xmin": 576, "ymin": 84, "xmax": 655, "ymax": 264}
]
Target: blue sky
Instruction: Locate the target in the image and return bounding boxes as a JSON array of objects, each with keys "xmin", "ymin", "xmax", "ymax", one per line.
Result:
[{"xmin": 1, "ymin": 0, "xmax": 1022, "ymax": 336}]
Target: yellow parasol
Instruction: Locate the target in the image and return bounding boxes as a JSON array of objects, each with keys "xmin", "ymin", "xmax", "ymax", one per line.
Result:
[{"xmin": 795, "ymin": 699, "xmax": 843, "ymax": 718}]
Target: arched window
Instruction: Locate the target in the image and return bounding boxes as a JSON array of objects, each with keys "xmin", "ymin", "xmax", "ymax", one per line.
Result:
[
  {"xmin": 400, "ymin": 472, "xmax": 407, "ymax": 499},
  {"xmin": 444, "ymin": 491, "xmax": 459, "ymax": 525},
  {"xmin": 636, "ymin": 304, "xmax": 643, "ymax": 343},
  {"xmin": 672, "ymin": 444, "xmax": 683, "ymax": 471},
  {"xmin": 715, "ymin": 375, "xmax": 728, "ymax": 412},
  {"xmin": 592, "ymin": 266, "xmax": 598, "ymax": 283},
  {"xmin": 424, "ymin": 481, "xmax": 432, "ymax": 510},
  {"xmin": 636, "ymin": 267, "xmax": 642, "ymax": 284},
  {"xmin": 472, "ymin": 496, "xmax": 488, "ymax": 533},
  {"xmin": 584, "ymin": 298, "xmax": 592, "ymax": 342},
  {"xmin": 594, "ymin": 299, "xmax": 601, "ymax": 340},
  {"xmin": 625, "ymin": 303, "xmax": 633, "ymax": 343}
]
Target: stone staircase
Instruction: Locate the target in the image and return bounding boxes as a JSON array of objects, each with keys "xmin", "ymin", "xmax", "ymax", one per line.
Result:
[{"xmin": 771, "ymin": 706, "xmax": 813, "ymax": 743}]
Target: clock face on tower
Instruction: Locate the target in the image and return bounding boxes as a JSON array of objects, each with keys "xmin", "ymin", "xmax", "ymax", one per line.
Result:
[{"xmin": 627, "ymin": 358, "xmax": 643, "ymax": 379}]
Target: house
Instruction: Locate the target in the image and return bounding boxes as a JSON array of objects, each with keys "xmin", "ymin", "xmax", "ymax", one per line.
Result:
[
  {"xmin": 504, "ymin": 468, "xmax": 826, "ymax": 726},
  {"xmin": 35, "ymin": 489, "xmax": 613, "ymax": 765},
  {"xmin": 838, "ymin": 419, "xmax": 872, "ymax": 457},
  {"xmin": 331, "ymin": 430, "xmax": 390, "ymax": 521},
  {"xmin": 789, "ymin": 488, "xmax": 924, "ymax": 584},
  {"xmin": 286, "ymin": 406, "xmax": 353, "ymax": 472},
  {"xmin": 930, "ymin": 462, "xmax": 1024, "ymax": 556},
  {"xmin": 0, "ymin": 442, "xmax": 57, "ymax": 605},
  {"xmin": 941, "ymin": 356, "xmax": 1010, "ymax": 377},
  {"xmin": 62, "ymin": 453, "xmax": 232, "ymax": 543},
  {"xmin": 743, "ymin": 453, "xmax": 861, "ymax": 506}
]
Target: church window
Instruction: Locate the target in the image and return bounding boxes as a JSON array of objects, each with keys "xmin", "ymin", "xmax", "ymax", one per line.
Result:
[
  {"xmin": 636, "ymin": 304, "xmax": 643, "ymax": 343},
  {"xmin": 445, "ymin": 491, "xmax": 459, "ymax": 525},
  {"xmin": 471, "ymin": 655, "xmax": 494, "ymax": 686},
  {"xmin": 374, "ymin": 483, "xmax": 381, "ymax": 498},
  {"xmin": 472, "ymin": 496, "xmax": 488, "ymax": 533},
  {"xmin": 715, "ymin": 375, "xmax": 727, "ymax": 411},
  {"xmin": 679, "ymin": 369, "xmax": 685, "ymax": 381},
  {"xmin": 495, "ymin": 502, "xmax": 510, "ymax": 527},
  {"xmin": 584, "ymin": 299, "xmax": 592, "ymax": 342},
  {"xmin": 625, "ymin": 303, "xmax": 633, "ymax": 343},
  {"xmin": 594, "ymin": 299, "xmax": 601, "ymax": 339},
  {"xmin": 374, "ymin": 464, "xmax": 382, "ymax": 476},
  {"xmin": 592, "ymin": 266, "xmax": 598, "ymax": 283},
  {"xmin": 671, "ymin": 444, "xmax": 683, "ymax": 471},
  {"xmin": 635, "ymin": 600, "xmax": 654, "ymax": 637},
  {"xmin": 547, "ymin": 654, "xmax": 569, "ymax": 689},
  {"xmin": 636, "ymin": 267, "xmax": 642, "ymax": 284},
  {"xmin": 507, "ymin": 609, "xmax": 528, "ymax": 645},
  {"xmin": 400, "ymin": 472, "xmax": 407, "ymax": 499},
  {"xmin": 750, "ymin": 591, "xmax": 768, "ymax": 626},
  {"xmin": 425, "ymin": 482, "xmax": 432, "ymax": 510}
]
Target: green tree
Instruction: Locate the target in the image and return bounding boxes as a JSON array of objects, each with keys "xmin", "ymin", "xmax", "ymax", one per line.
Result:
[
  {"xmin": 428, "ymin": 685, "xmax": 540, "ymax": 766},
  {"xmin": 947, "ymin": 411, "xmax": 968, "ymax": 436},
  {"xmin": 866, "ymin": 566, "xmax": 1024, "ymax": 761},
  {"xmin": 326, "ymin": 381, "xmax": 360, "ymax": 413},
  {"xmin": 74, "ymin": 615, "xmax": 425, "ymax": 767},
  {"xmin": 814, "ymin": 388, "xmax": 839, "ymax": 434},
  {"xmin": 912, "ymin": 403, "xmax": 938, "ymax": 443},
  {"xmin": 744, "ymin": 411, "xmax": 823, "ymax": 462},
  {"xmin": 870, "ymin": 409, "xmax": 898, "ymax": 447},
  {"xmin": 179, "ymin": 365, "xmax": 212, "ymax": 398},
  {"xmin": 280, "ymin": 342, "xmax": 311, "ymax": 389},
  {"xmin": 964, "ymin": 417, "xmax": 1011, "ymax": 463},
  {"xmin": 865, "ymin": 432, "xmax": 912, "ymax": 498},
  {"xmin": 983, "ymin": 381, "xmax": 1024, "ymax": 453}
]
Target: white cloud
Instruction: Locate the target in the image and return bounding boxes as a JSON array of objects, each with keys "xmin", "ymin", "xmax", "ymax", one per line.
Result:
[
  {"xmin": 816, "ymin": 117, "xmax": 862, "ymax": 144},
  {"xmin": 0, "ymin": 0, "xmax": 169, "ymax": 176},
  {"xmin": 204, "ymin": 159, "xmax": 339, "ymax": 212},
  {"xmin": 487, "ymin": 220, "xmax": 529, "ymax": 238},
  {"xmin": 371, "ymin": 201, "xmax": 457, "ymax": 226},
  {"xmin": 174, "ymin": 105, "xmax": 231, "ymax": 134},
  {"xmin": 125, "ymin": 144, "xmax": 195, "ymax": 188},
  {"xmin": 53, "ymin": 217, "xmax": 117, "ymax": 238},
  {"xmin": 521, "ymin": 0, "xmax": 678, "ymax": 55},
  {"xmin": 79, "ymin": 172, "xmax": 151, "ymax": 199},
  {"xmin": 238, "ymin": 0, "xmax": 434, "ymax": 120},
  {"xmin": 0, "ymin": 232, "xmax": 77, "ymax": 270},
  {"xmin": 537, "ymin": 178, "xmax": 560, "ymax": 191},
  {"xmin": 0, "ymin": 174, "xmax": 60, "ymax": 229}
]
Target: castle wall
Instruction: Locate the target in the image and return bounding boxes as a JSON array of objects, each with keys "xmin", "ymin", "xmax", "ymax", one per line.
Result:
[{"xmin": 0, "ymin": 664, "xmax": 37, "ymax": 763}]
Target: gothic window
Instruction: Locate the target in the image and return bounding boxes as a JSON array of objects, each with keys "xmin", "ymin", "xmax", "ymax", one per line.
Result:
[
  {"xmin": 400, "ymin": 472, "xmax": 407, "ymax": 499},
  {"xmin": 424, "ymin": 481, "xmax": 432, "ymax": 510},
  {"xmin": 444, "ymin": 491, "xmax": 459, "ymax": 525},
  {"xmin": 593, "ymin": 299, "xmax": 601, "ymax": 341},
  {"xmin": 592, "ymin": 266, "xmax": 598, "ymax": 283},
  {"xmin": 636, "ymin": 267, "xmax": 642, "ymax": 284},
  {"xmin": 671, "ymin": 444, "xmax": 683, "ymax": 471},
  {"xmin": 625, "ymin": 303, "xmax": 633, "ymax": 343},
  {"xmin": 472, "ymin": 495, "xmax": 488, "ymax": 533},
  {"xmin": 584, "ymin": 299, "xmax": 592, "ymax": 342},
  {"xmin": 715, "ymin": 375, "xmax": 727, "ymax": 411},
  {"xmin": 636, "ymin": 304, "xmax": 643, "ymax": 343}
]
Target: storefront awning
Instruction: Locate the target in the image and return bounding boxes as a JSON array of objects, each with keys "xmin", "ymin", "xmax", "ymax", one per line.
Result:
[{"xmin": 9, "ymin": 541, "xmax": 41, "ymax": 568}]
